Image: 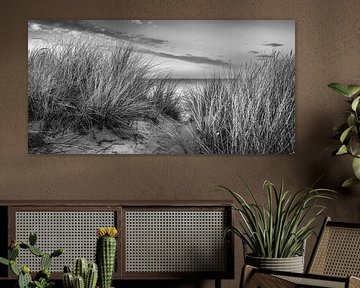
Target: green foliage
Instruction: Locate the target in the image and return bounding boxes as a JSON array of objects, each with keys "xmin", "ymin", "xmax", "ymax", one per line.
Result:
[
  {"xmin": 219, "ymin": 178, "xmax": 335, "ymax": 258},
  {"xmin": 184, "ymin": 52, "xmax": 295, "ymax": 154},
  {"xmin": 32, "ymin": 278, "xmax": 54, "ymax": 288},
  {"xmin": 328, "ymin": 82, "xmax": 360, "ymax": 187},
  {"xmin": 0, "ymin": 232, "xmax": 63, "ymax": 288}
]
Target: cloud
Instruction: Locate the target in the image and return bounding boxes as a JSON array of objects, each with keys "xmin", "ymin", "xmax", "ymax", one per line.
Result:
[
  {"xmin": 28, "ymin": 20, "xmax": 168, "ymax": 47},
  {"xmin": 263, "ymin": 42, "xmax": 283, "ymax": 47},
  {"xmin": 131, "ymin": 20, "xmax": 143, "ymax": 25},
  {"xmin": 248, "ymin": 50, "xmax": 259, "ymax": 54},
  {"xmin": 139, "ymin": 49, "xmax": 230, "ymax": 66}
]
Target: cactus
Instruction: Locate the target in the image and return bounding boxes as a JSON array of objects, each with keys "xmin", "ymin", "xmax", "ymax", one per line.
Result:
[
  {"xmin": 96, "ymin": 227, "xmax": 118, "ymax": 288},
  {"xmin": 29, "ymin": 232, "xmax": 37, "ymax": 246},
  {"xmin": 29, "ymin": 245, "xmax": 44, "ymax": 257},
  {"xmin": 9, "ymin": 246, "xmax": 19, "ymax": 260},
  {"xmin": 63, "ymin": 272, "xmax": 74, "ymax": 288},
  {"xmin": 63, "ymin": 260, "xmax": 98, "ymax": 288},
  {"xmin": 74, "ymin": 275, "xmax": 85, "ymax": 288},
  {"xmin": 74, "ymin": 258, "xmax": 88, "ymax": 279},
  {"xmin": 41, "ymin": 253, "xmax": 52, "ymax": 270},
  {"xmin": 85, "ymin": 263, "xmax": 98, "ymax": 288},
  {"xmin": 18, "ymin": 269, "xmax": 32, "ymax": 288},
  {"xmin": 0, "ymin": 232, "xmax": 63, "ymax": 288}
]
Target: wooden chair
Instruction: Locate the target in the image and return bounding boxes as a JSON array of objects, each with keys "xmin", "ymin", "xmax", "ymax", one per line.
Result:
[{"xmin": 241, "ymin": 217, "xmax": 360, "ymax": 288}]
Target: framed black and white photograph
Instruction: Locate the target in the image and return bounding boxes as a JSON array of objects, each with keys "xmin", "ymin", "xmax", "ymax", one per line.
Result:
[{"xmin": 28, "ymin": 20, "xmax": 295, "ymax": 154}]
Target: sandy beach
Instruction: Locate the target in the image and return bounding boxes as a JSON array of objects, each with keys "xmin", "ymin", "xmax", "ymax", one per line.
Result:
[{"xmin": 28, "ymin": 116, "xmax": 196, "ymax": 154}]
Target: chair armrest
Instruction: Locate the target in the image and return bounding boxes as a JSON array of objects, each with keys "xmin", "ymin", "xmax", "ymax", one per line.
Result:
[
  {"xmin": 240, "ymin": 265, "xmax": 349, "ymax": 288},
  {"xmin": 349, "ymin": 276, "xmax": 360, "ymax": 288},
  {"xmin": 240, "ymin": 265, "xmax": 296, "ymax": 288}
]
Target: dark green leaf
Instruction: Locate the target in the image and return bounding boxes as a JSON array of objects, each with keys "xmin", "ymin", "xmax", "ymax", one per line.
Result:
[{"xmin": 328, "ymin": 83, "xmax": 350, "ymax": 97}]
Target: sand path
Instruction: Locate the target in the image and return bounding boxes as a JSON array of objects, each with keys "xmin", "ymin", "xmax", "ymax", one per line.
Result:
[{"xmin": 29, "ymin": 117, "xmax": 196, "ymax": 154}]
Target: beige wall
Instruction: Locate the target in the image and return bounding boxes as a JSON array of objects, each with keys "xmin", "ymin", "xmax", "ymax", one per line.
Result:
[{"xmin": 1, "ymin": 0, "xmax": 360, "ymax": 287}]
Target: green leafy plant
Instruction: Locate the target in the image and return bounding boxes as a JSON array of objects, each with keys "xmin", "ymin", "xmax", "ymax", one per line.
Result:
[
  {"xmin": 219, "ymin": 179, "xmax": 334, "ymax": 258},
  {"xmin": 0, "ymin": 232, "xmax": 63, "ymax": 288},
  {"xmin": 328, "ymin": 83, "xmax": 360, "ymax": 187}
]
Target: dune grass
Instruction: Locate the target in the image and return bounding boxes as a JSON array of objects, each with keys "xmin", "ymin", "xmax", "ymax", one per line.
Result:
[
  {"xmin": 184, "ymin": 52, "xmax": 295, "ymax": 154},
  {"xmin": 28, "ymin": 40, "xmax": 181, "ymax": 140}
]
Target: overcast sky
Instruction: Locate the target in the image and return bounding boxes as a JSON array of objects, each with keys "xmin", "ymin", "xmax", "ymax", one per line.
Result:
[{"xmin": 28, "ymin": 20, "xmax": 295, "ymax": 78}]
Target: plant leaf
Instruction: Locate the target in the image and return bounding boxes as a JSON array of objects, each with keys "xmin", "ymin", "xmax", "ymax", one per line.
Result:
[
  {"xmin": 347, "ymin": 85, "xmax": 360, "ymax": 97},
  {"xmin": 328, "ymin": 83, "xmax": 350, "ymax": 97},
  {"xmin": 352, "ymin": 157, "xmax": 360, "ymax": 179},
  {"xmin": 351, "ymin": 96, "xmax": 360, "ymax": 111},
  {"xmin": 342, "ymin": 177, "xmax": 360, "ymax": 188},
  {"xmin": 336, "ymin": 144, "xmax": 348, "ymax": 155},
  {"xmin": 340, "ymin": 126, "xmax": 353, "ymax": 143}
]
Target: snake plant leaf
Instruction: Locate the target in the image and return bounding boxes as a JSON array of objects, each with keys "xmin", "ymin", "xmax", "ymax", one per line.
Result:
[
  {"xmin": 340, "ymin": 126, "xmax": 353, "ymax": 143},
  {"xmin": 342, "ymin": 177, "xmax": 360, "ymax": 188},
  {"xmin": 347, "ymin": 85, "xmax": 360, "ymax": 97},
  {"xmin": 336, "ymin": 144, "xmax": 348, "ymax": 155},
  {"xmin": 352, "ymin": 157, "xmax": 360, "ymax": 179},
  {"xmin": 328, "ymin": 83, "xmax": 351, "ymax": 97},
  {"xmin": 351, "ymin": 96, "xmax": 360, "ymax": 111}
]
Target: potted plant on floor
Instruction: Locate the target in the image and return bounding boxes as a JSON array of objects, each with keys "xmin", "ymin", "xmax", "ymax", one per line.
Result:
[
  {"xmin": 219, "ymin": 178, "xmax": 334, "ymax": 273},
  {"xmin": 328, "ymin": 82, "xmax": 360, "ymax": 187}
]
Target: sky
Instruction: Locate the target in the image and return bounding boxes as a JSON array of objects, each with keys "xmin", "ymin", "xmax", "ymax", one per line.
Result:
[{"xmin": 28, "ymin": 20, "xmax": 295, "ymax": 79}]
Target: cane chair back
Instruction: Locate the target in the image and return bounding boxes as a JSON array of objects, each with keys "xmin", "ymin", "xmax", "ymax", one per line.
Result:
[{"xmin": 307, "ymin": 217, "xmax": 360, "ymax": 278}]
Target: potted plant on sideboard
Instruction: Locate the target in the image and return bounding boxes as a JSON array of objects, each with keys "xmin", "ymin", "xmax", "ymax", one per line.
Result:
[
  {"xmin": 328, "ymin": 83, "xmax": 360, "ymax": 187},
  {"xmin": 219, "ymin": 178, "xmax": 334, "ymax": 273}
]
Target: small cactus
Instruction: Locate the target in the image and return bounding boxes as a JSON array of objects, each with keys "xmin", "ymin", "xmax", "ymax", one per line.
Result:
[
  {"xmin": 18, "ymin": 269, "xmax": 32, "ymax": 288},
  {"xmin": 29, "ymin": 232, "xmax": 37, "ymax": 246},
  {"xmin": 0, "ymin": 232, "xmax": 63, "ymax": 288},
  {"xmin": 96, "ymin": 227, "xmax": 118, "ymax": 288},
  {"xmin": 41, "ymin": 253, "xmax": 52, "ymax": 270},
  {"xmin": 63, "ymin": 272, "xmax": 74, "ymax": 288},
  {"xmin": 63, "ymin": 259, "xmax": 98, "ymax": 288},
  {"xmin": 74, "ymin": 258, "xmax": 88, "ymax": 279},
  {"xmin": 74, "ymin": 275, "xmax": 85, "ymax": 288},
  {"xmin": 85, "ymin": 263, "xmax": 98, "ymax": 288},
  {"xmin": 29, "ymin": 245, "xmax": 44, "ymax": 257}
]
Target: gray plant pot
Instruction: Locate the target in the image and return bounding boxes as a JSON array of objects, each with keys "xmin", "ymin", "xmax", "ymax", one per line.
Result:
[{"xmin": 245, "ymin": 254, "xmax": 305, "ymax": 273}]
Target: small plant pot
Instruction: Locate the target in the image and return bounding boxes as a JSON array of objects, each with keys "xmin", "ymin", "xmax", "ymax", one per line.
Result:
[{"xmin": 245, "ymin": 254, "xmax": 305, "ymax": 273}]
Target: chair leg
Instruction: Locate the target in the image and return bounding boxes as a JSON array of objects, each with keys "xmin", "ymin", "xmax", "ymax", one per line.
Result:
[{"xmin": 240, "ymin": 265, "xmax": 255, "ymax": 288}]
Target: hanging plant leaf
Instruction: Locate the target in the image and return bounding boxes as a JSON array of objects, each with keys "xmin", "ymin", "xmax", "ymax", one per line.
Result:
[
  {"xmin": 340, "ymin": 126, "xmax": 353, "ymax": 143},
  {"xmin": 347, "ymin": 85, "xmax": 360, "ymax": 97},
  {"xmin": 328, "ymin": 83, "xmax": 350, "ymax": 97},
  {"xmin": 342, "ymin": 177, "xmax": 360, "ymax": 188},
  {"xmin": 336, "ymin": 145, "xmax": 348, "ymax": 155},
  {"xmin": 351, "ymin": 96, "xmax": 360, "ymax": 111},
  {"xmin": 352, "ymin": 157, "xmax": 360, "ymax": 179}
]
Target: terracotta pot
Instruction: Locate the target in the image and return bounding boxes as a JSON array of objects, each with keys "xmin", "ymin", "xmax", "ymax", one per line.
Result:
[{"xmin": 245, "ymin": 254, "xmax": 305, "ymax": 273}]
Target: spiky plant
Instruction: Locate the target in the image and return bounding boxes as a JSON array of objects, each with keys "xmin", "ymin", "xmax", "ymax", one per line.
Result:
[
  {"xmin": 96, "ymin": 227, "xmax": 118, "ymax": 288},
  {"xmin": 0, "ymin": 232, "xmax": 63, "ymax": 288},
  {"xmin": 219, "ymin": 178, "xmax": 335, "ymax": 258}
]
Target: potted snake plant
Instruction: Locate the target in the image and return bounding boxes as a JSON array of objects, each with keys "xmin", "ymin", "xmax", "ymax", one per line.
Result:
[
  {"xmin": 219, "ymin": 178, "xmax": 334, "ymax": 273},
  {"xmin": 328, "ymin": 83, "xmax": 360, "ymax": 187}
]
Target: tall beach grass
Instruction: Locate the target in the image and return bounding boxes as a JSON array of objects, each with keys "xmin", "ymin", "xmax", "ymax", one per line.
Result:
[
  {"xmin": 184, "ymin": 52, "xmax": 295, "ymax": 154},
  {"xmin": 28, "ymin": 40, "xmax": 181, "ymax": 139}
]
